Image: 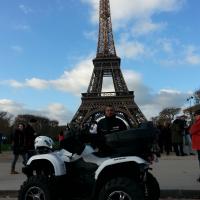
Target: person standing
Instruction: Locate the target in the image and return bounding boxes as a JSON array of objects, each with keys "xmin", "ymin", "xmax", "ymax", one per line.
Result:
[
  {"xmin": 58, "ymin": 130, "xmax": 65, "ymax": 144},
  {"xmin": 24, "ymin": 119, "xmax": 37, "ymax": 161},
  {"xmin": 10, "ymin": 123, "xmax": 26, "ymax": 174},
  {"xmin": 171, "ymin": 118, "xmax": 186, "ymax": 156},
  {"xmin": 190, "ymin": 110, "xmax": 200, "ymax": 182},
  {"xmin": 162, "ymin": 121, "xmax": 172, "ymax": 155},
  {"xmin": 0, "ymin": 132, "xmax": 2, "ymax": 154},
  {"xmin": 185, "ymin": 124, "xmax": 195, "ymax": 155}
]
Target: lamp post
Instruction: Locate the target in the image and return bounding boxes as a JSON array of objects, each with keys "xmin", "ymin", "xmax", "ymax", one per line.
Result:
[{"xmin": 187, "ymin": 96, "xmax": 194, "ymax": 122}]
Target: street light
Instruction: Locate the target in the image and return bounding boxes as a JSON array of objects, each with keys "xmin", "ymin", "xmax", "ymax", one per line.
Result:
[
  {"xmin": 187, "ymin": 96, "xmax": 194, "ymax": 107},
  {"xmin": 187, "ymin": 96, "xmax": 194, "ymax": 121}
]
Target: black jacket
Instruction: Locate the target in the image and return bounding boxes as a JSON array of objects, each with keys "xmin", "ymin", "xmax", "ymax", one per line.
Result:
[
  {"xmin": 11, "ymin": 129, "xmax": 25, "ymax": 154},
  {"xmin": 95, "ymin": 116, "xmax": 127, "ymax": 154},
  {"xmin": 24, "ymin": 125, "xmax": 35, "ymax": 150},
  {"xmin": 97, "ymin": 115, "xmax": 127, "ymax": 135}
]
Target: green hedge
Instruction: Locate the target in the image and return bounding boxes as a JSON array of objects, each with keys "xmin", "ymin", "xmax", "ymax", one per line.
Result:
[{"xmin": 1, "ymin": 144, "xmax": 11, "ymax": 151}]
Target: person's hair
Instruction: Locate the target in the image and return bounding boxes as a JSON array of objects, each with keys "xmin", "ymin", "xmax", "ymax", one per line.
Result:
[
  {"xmin": 17, "ymin": 123, "xmax": 25, "ymax": 128},
  {"xmin": 104, "ymin": 105, "xmax": 114, "ymax": 111},
  {"xmin": 194, "ymin": 109, "xmax": 200, "ymax": 116},
  {"xmin": 29, "ymin": 118, "xmax": 37, "ymax": 123}
]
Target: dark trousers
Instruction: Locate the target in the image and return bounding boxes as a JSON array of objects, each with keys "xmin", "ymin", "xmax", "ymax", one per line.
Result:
[
  {"xmin": 164, "ymin": 142, "xmax": 172, "ymax": 155},
  {"xmin": 197, "ymin": 150, "xmax": 200, "ymax": 168},
  {"xmin": 173, "ymin": 143, "xmax": 185, "ymax": 156},
  {"xmin": 11, "ymin": 153, "xmax": 26, "ymax": 171}
]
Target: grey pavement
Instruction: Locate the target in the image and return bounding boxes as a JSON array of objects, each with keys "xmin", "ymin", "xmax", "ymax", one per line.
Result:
[{"xmin": 0, "ymin": 151, "xmax": 200, "ymax": 199}]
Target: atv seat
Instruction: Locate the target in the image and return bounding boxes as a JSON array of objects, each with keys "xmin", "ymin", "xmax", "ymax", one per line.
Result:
[
  {"xmin": 66, "ymin": 157, "xmax": 98, "ymax": 175},
  {"xmin": 100, "ymin": 125, "xmax": 159, "ymax": 157}
]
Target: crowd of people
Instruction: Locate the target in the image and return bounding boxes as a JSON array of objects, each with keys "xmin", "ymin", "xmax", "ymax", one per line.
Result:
[{"xmin": 157, "ymin": 117, "xmax": 195, "ymax": 156}]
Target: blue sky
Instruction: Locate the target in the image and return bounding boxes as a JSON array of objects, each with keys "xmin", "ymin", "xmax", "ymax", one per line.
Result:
[{"xmin": 0, "ymin": 0, "xmax": 200, "ymax": 124}]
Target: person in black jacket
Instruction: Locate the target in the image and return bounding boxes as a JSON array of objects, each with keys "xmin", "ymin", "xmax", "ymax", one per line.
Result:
[
  {"xmin": 24, "ymin": 119, "xmax": 37, "ymax": 161},
  {"xmin": 10, "ymin": 123, "xmax": 26, "ymax": 174},
  {"xmin": 96, "ymin": 105, "xmax": 127, "ymax": 153},
  {"xmin": 97, "ymin": 105, "xmax": 127, "ymax": 135},
  {"xmin": 0, "ymin": 132, "xmax": 2, "ymax": 154}
]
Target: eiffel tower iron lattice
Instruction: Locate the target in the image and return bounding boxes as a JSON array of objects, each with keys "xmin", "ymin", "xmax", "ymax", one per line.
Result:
[{"xmin": 71, "ymin": 0, "xmax": 146, "ymax": 127}]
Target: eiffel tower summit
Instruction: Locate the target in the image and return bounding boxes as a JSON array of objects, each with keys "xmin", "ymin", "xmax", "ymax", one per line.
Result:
[{"xmin": 71, "ymin": 0, "xmax": 146, "ymax": 127}]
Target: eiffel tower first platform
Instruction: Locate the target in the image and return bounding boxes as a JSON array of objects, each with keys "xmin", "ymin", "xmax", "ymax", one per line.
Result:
[{"xmin": 71, "ymin": 0, "xmax": 146, "ymax": 127}]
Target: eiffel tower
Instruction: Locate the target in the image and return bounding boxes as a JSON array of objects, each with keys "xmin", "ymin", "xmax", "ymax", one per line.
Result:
[{"xmin": 71, "ymin": 0, "xmax": 146, "ymax": 127}]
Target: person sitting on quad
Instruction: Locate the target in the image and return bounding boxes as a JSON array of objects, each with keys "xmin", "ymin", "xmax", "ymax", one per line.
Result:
[
  {"xmin": 97, "ymin": 105, "xmax": 127, "ymax": 135},
  {"xmin": 95, "ymin": 105, "xmax": 127, "ymax": 154}
]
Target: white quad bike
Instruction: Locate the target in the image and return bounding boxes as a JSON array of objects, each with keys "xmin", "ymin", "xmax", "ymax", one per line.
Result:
[{"xmin": 18, "ymin": 124, "xmax": 160, "ymax": 200}]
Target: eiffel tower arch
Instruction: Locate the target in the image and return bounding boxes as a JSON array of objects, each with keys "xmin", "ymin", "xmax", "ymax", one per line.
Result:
[{"xmin": 71, "ymin": 0, "xmax": 146, "ymax": 127}]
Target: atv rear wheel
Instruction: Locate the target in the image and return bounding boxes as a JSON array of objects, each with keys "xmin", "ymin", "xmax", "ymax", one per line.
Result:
[
  {"xmin": 98, "ymin": 177, "xmax": 144, "ymax": 200},
  {"xmin": 19, "ymin": 175, "xmax": 54, "ymax": 200},
  {"xmin": 145, "ymin": 172, "xmax": 160, "ymax": 200}
]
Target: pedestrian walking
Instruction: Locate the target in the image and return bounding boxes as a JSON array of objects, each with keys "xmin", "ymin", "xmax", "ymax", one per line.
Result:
[
  {"xmin": 10, "ymin": 123, "xmax": 26, "ymax": 174},
  {"xmin": 189, "ymin": 109, "xmax": 200, "ymax": 182}
]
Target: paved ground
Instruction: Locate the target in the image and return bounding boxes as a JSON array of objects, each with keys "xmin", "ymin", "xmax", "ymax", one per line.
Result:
[{"xmin": 0, "ymin": 151, "xmax": 199, "ymax": 199}]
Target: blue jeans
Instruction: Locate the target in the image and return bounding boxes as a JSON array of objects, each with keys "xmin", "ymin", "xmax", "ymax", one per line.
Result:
[{"xmin": 11, "ymin": 153, "xmax": 26, "ymax": 171}]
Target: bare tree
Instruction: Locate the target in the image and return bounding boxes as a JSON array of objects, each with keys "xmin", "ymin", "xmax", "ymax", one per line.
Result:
[
  {"xmin": 14, "ymin": 114, "xmax": 60, "ymax": 137},
  {"xmin": 159, "ymin": 107, "xmax": 181, "ymax": 122},
  {"xmin": 194, "ymin": 89, "xmax": 200, "ymax": 104},
  {"xmin": 0, "ymin": 111, "xmax": 13, "ymax": 135}
]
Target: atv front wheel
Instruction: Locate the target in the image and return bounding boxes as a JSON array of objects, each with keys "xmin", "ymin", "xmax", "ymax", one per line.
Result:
[
  {"xmin": 18, "ymin": 175, "xmax": 54, "ymax": 200},
  {"xmin": 98, "ymin": 177, "xmax": 144, "ymax": 200}
]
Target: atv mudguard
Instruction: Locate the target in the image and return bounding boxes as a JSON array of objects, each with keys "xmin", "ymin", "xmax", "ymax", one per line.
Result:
[
  {"xmin": 26, "ymin": 152, "xmax": 67, "ymax": 176},
  {"xmin": 95, "ymin": 156, "xmax": 148, "ymax": 179}
]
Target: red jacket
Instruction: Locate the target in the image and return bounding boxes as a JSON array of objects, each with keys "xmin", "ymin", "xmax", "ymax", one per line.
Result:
[{"xmin": 190, "ymin": 118, "xmax": 200, "ymax": 150}]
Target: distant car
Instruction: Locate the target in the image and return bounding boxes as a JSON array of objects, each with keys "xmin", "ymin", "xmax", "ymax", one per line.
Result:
[
  {"xmin": 0, "ymin": 134, "xmax": 8, "ymax": 144},
  {"xmin": 2, "ymin": 136, "xmax": 8, "ymax": 141}
]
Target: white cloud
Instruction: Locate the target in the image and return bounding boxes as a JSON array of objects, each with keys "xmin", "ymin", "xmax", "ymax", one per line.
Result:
[
  {"xmin": 123, "ymin": 71, "xmax": 189, "ymax": 119},
  {"xmin": 0, "ymin": 99, "xmax": 71, "ymax": 125},
  {"xmin": 0, "ymin": 99, "xmax": 24, "ymax": 114},
  {"xmin": 117, "ymin": 39, "xmax": 145, "ymax": 59},
  {"xmin": 11, "ymin": 45, "xmax": 23, "ymax": 53},
  {"xmin": 8, "ymin": 80, "xmax": 24, "ymax": 88},
  {"xmin": 185, "ymin": 46, "xmax": 200, "ymax": 65},
  {"xmin": 50, "ymin": 58, "xmax": 93, "ymax": 94},
  {"xmin": 157, "ymin": 38, "xmax": 175, "ymax": 53},
  {"xmin": 19, "ymin": 4, "xmax": 33, "ymax": 14},
  {"xmin": 26, "ymin": 78, "xmax": 49, "ymax": 90},
  {"xmin": 44, "ymin": 103, "xmax": 72, "ymax": 124},
  {"xmin": 2, "ymin": 57, "xmax": 93, "ymax": 94},
  {"xmin": 132, "ymin": 20, "xmax": 166, "ymax": 36},
  {"xmin": 159, "ymin": 44, "xmax": 200, "ymax": 66},
  {"xmin": 139, "ymin": 88, "xmax": 189, "ymax": 119}
]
